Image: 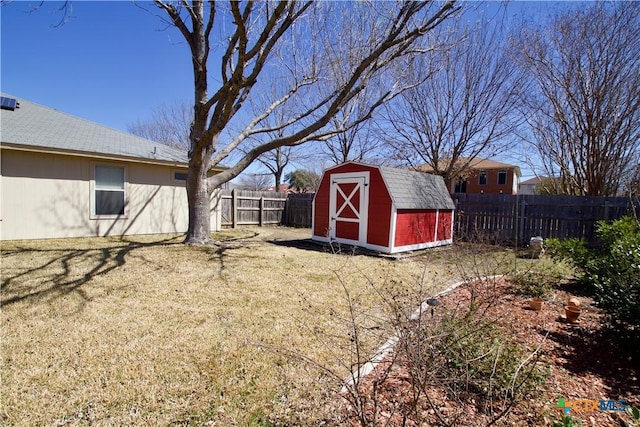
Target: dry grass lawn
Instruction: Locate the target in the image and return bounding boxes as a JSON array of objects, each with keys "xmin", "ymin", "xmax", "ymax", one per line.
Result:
[{"xmin": 1, "ymin": 227, "xmax": 513, "ymax": 426}]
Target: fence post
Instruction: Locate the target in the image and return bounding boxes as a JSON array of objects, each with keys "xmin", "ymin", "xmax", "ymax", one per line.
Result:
[
  {"xmin": 282, "ymin": 196, "xmax": 288, "ymax": 226},
  {"xmin": 604, "ymin": 200, "xmax": 610, "ymax": 221},
  {"xmin": 232, "ymin": 188, "xmax": 237, "ymax": 229},
  {"xmin": 454, "ymin": 198, "xmax": 459, "ymax": 238},
  {"xmin": 259, "ymin": 197, "xmax": 264, "ymax": 227}
]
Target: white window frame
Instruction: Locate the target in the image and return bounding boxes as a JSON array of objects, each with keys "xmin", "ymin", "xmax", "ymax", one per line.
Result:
[{"xmin": 91, "ymin": 163, "xmax": 128, "ymax": 219}]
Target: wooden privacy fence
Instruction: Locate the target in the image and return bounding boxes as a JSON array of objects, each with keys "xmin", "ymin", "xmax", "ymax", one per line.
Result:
[
  {"xmin": 284, "ymin": 193, "xmax": 315, "ymax": 227},
  {"xmin": 220, "ymin": 189, "xmax": 288, "ymax": 228},
  {"xmin": 221, "ymin": 190, "xmax": 638, "ymax": 245},
  {"xmin": 452, "ymin": 193, "xmax": 638, "ymax": 245}
]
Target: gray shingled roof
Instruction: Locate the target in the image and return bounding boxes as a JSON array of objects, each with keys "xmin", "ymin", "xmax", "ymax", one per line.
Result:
[
  {"xmin": 378, "ymin": 165, "xmax": 455, "ymax": 210},
  {"xmin": 0, "ymin": 93, "xmax": 188, "ymax": 164}
]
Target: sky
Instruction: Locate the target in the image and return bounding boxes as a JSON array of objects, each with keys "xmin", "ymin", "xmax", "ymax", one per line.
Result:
[
  {"xmin": 1, "ymin": 1, "xmax": 575, "ymax": 181},
  {"xmin": 1, "ymin": 1, "xmax": 193, "ymax": 131}
]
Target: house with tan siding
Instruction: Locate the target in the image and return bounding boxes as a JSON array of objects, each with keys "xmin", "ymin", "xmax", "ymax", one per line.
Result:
[{"xmin": 0, "ymin": 94, "xmax": 223, "ymax": 240}]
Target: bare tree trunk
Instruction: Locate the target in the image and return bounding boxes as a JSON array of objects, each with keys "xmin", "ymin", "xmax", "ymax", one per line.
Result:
[
  {"xmin": 274, "ymin": 168, "xmax": 282, "ymax": 191},
  {"xmin": 185, "ymin": 144, "xmax": 214, "ymax": 245}
]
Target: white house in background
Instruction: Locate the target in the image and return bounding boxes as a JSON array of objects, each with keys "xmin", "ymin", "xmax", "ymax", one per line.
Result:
[
  {"xmin": 0, "ymin": 94, "xmax": 224, "ymax": 240},
  {"xmin": 518, "ymin": 176, "xmax": 546, "ymax": 195}
]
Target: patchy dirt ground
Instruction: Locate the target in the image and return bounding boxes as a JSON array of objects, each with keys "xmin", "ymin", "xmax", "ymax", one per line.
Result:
[{"xmin": 343, "ymin": 277, "xmax": 640, "ymax": 426}]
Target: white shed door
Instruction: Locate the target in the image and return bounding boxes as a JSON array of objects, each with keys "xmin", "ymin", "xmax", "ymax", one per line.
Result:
[{"xmin": 329, "ymin": 174, "xmax": 369, "ymax": 244}]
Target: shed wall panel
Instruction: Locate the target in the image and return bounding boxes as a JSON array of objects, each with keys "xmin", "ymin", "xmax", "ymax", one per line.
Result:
[
  {"xmin": 394, "ymin": 210, "xmax": 438, "ymax": 247},
  {"xmin": 312, "ymin": 176, "xmax": 331, "ymax": 238},
  {"xmin": 437, "ymin": 210, "xmax": 453, "ymax": 240},
  {"xmin": 365, "ymin": 169, "xmax": 392, "ymax": 248}
]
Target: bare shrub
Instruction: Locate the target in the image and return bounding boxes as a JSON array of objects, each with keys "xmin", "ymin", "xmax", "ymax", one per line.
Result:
[{"xmin": 271, "ymin": 241, "xmax": 548, "ymax": 426}]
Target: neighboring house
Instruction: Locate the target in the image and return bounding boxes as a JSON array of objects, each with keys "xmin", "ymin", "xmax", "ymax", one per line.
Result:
[
  {"xmin": 0, "ymin": 94, "xmax": 224, "ymax": 240},
  {"xmin": 266, "ymin": 183, "xmax": 292, "ymax": 193},
  {"xmin": 415, "ymin": 157, "xmax": 522, "ymax": 195},
  {"xmin": 519, "ymin": 176, "xmax": 546, "ymax": 195},
  {"xmin": 312, "ymin": 162, "xmax": 455, "ymax": 254}
]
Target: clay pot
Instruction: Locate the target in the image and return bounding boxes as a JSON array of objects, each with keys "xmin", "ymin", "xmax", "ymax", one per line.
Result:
[
  {"xmin": 565, "ymin": 305, "xmax": 582, "ymax": 323},
  {"xmin": 529, "ymin": 298, "xmax": 544, "ymax": 312},
  {"xmin": 567, "ymin": 297, "xmax": 581, "ymax": 308}
]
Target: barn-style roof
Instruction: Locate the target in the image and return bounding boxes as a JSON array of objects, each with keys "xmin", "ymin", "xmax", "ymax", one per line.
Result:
[
  {"xmin": 0, "ymin": 93, "xmax": 189, "ymax": 166},
  {"xmin": 378, "ymin": 166, "xmax": 455, "ymax": 210}
]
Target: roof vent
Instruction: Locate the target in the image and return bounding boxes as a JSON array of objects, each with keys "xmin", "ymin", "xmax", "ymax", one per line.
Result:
[{"xmin": 0, "ymin": 97, "xmax": 19, "ymax": 111}]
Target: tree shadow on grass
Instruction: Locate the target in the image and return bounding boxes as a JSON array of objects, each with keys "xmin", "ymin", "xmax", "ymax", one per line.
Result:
[
  {"xmin": 1, "ymin": 236, "xmax": 182, "ymax": 309},
  {"xmin": 267, "ymin": 238, "xmax": 329, "ymax": 253},
  {"xmin": 267, "ymin": 238, "xmax": 393, "ymax": 258}
]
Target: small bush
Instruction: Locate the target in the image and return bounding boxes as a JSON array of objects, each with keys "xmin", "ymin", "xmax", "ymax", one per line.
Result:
[
  {"xmin": 590, "ymin": 217, "xmax": 640, "ymax": 332},
  {"xmin": 545, "ymin": 237, "xmax": 590, "ymax": 270},
  {"xmin": 547, "ymin": 216, "xmax": 640, "ymax": 333},
  {"xmin": 397, "ymin": 306, "xmax": 547, "ymax": 422},
  {"xmin": 509, "ymin": 266, "xmax": 564, "ymax": 298},
  {"xmin": 434, "ymin": 315, "xmax": 542, "ymax": 399}
]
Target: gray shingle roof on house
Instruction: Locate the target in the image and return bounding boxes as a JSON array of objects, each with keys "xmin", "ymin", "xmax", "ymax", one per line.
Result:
[
  {"xmin": 0, "ymin": 94, "xmax": 189, "ymax": 165},
  {"xmin": 378, "ymin": 165, "xmax": 455, "ymax": 210}
]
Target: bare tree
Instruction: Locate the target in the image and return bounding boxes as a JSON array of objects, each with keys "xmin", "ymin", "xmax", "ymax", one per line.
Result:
[
  {"xmin": 514, "ymin": 3, "xmax": 640, "ymax": 196},
  {"xmin": 382, "ymin": 11, "xmax": 522, "ymax": 187},
  {"xmin": 128, "ymin": 97, "xmax": 302, "ymax": 188},
  {"xmin": 321, "ymin": 100, "xmax": 384, "ymax": 166},
  {"xmin": 314, "ymin": 11, "xmax": 390, "ymax": 167},
  {"xmin": 255, "ymin": 146, "xmax": 295, "ymax": 191},
  {"xmin": 127, "ymin": 100, "xmax": 192, "ymax": 152},
  {"xmin": 237, "ymin": 172, "xmax": 272, "ymax": 191},
  {"xmin": 148, "ymin": 0, "xmax": 459, "ymax": 244},
  {"xmin": 623, "ymin": 163, "xmax": 640, "ymax": 199},
  {"xmin": 242, "ymin": 84, "xmax": 309, "ymax": 191}
]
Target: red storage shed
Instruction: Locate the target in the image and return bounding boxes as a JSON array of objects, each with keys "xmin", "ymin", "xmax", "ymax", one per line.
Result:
[{"xmin": 312, "ymin": 162, "xmax": 455, "ymax": 254}]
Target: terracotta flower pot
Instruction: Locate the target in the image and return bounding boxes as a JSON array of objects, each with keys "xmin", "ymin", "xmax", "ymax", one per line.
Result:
[
  {"xmin": 529, "ymin": 298, "xmax": 544, "ymax": 312},
  {"xmin": 565, "ymin": 305, "xmax": 582, "ymax": 323},
  {"xmin": 567, "ymin": 297, "xmax": 581, "ymax": 308}
]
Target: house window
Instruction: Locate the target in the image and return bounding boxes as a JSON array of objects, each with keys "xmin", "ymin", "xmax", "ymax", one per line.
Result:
[
  {"xmin": 172, "ymin": 170, "xmax": 188, "ymax": 183},
  {"xmin": 94, "ymin": 165, "xmax": 125, "ymax": 216},
  {"xmin": 498, "ymin": 170, "xmax": 507, "ymax": 185},
  {"xmin": 454, "ymin": 179, "xmax": 467, "ymax": 193},
  {"xmin": 479, "ymin": 171, "xmax": 487, "ymax": 186}
]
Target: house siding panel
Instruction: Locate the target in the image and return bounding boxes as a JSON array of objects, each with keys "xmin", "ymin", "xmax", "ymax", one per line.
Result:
[{"xmin": 0, "ymin": 150, "xmax": 220, "ymax": 240}]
